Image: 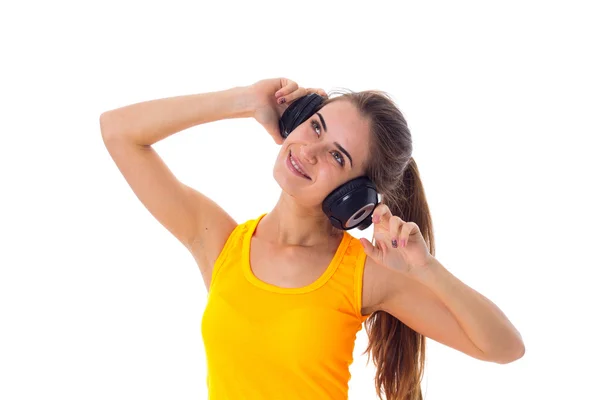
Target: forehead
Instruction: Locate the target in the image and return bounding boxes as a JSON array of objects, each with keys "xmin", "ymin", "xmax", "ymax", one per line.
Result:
[{"xmin": 318, "ymin": 100, "xmax": 370, "ymax": 171}]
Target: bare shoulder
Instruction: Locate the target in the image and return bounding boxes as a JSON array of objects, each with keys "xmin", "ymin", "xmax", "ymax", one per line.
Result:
[
  {"xmin": 187, "ymin": 194, "xmax": 238, "ymax": 291},
  {"xmin": 361, "ymin": 255, "xmax": 407, "ymax": 315}
]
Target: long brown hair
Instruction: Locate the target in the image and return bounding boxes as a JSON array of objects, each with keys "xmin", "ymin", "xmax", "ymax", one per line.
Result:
[{"xmin": 321, "ymin": 90, "xmax": 436, "ymax": 400}]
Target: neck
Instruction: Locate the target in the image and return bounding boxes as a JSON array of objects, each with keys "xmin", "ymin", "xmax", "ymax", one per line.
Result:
[{"xmin": 257, "ymin": 192, "xmax": 343, "ymax": 248}]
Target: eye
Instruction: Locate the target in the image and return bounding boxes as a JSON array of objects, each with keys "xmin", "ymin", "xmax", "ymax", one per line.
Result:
[
  {"xmin": 311, "ymin": 120, "xmax": 321, "ymax": 136},
  {"xmin": 311, "ymin": 119, "xmax": 345, "ymax": 167},
  {"xmin": 332, "ymin": 152, "xmax": 345, "ymax": 166}
]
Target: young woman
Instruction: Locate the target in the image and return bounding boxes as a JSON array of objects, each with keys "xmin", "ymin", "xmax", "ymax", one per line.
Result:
[{"xmin": 100, "ymin": 77, "xmax": 524, "ymax": 400}]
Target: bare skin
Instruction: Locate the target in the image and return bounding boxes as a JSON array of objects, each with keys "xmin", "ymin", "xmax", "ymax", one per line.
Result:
[
  {"xmin": 247, "ymin": 97, "xmax": 384, "ymax": 314},
  {"xmin": 102, "ymin": 77, "xmax": 524, "ymax": 363}
]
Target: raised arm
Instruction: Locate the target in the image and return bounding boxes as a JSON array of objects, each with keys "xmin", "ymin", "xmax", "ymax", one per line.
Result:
[
  {"xmin": 99, "ymin": 79, "xmax": 323, "ymax": 290},
  {"xmin": 99, "ymin": 87, "xmax": 251, "ymax": 290}
]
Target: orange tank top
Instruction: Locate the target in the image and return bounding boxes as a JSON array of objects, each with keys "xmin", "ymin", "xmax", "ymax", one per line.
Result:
[{"xmin": 201, "ymin": 213, "xmax": 372, "ymax": 399}]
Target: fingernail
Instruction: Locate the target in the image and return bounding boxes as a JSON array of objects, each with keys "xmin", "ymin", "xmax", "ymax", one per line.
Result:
[
  {"xmin": 391, "ymin": 239, "xmax": 398, "ymax": 248},
  {"xmin": 278, "ymin": 97, "xmax": 286, "ymax": 104},
  {"xmin": 401, "ymin": 239, "xmax": 406, "ymax": 248},
  {"xmin": 373, "ymin": 215, "xmax": 380, "ymax": 223}
]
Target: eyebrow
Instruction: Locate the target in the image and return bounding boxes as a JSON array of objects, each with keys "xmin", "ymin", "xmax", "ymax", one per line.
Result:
[{"xmin": 316, "ymin": 112, "xmax": 354, "ymax": 168}]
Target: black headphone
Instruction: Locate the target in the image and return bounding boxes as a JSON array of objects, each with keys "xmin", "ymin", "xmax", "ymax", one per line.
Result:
[{"xmin": 279, "ymin": 93, "xmax": 379, "ymax": 231}]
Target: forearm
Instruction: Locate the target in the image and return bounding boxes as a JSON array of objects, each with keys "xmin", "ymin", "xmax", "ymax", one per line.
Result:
[
  {"xmin": 99, "ymin": 86, "xmax": 254, "ymax": 146},
  {"xmin": 417, "ymin": 257, "xmax": 525, "ymax": 363}
]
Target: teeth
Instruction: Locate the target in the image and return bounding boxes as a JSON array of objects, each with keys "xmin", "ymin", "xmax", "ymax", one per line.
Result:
[{"xmin": 290, "ymin": 154, "xmax": 309, "ymax": 178}]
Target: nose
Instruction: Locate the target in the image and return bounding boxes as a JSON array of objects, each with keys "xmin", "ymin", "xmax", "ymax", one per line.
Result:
[{"xmin": 299, "ymin": 143, "xmax": 323, "ymax": 165}]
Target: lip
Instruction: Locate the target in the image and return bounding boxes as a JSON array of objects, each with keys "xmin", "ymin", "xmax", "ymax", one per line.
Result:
[{"xmin": 287, "ymin": 151, "xmax": 311, "ymax": 180}]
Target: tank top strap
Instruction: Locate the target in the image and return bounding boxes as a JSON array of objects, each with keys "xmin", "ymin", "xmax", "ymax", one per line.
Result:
[
  {"xmin": 209, "ymin": 214, "xmax": 266, "ymax": 289},
  {"xmin": 329, "ymin": 233, "xmax": 372, "ymax": 322},
  {"xmin": 354, "ymin": 248, "xmax": 371, "ymax": 323}
]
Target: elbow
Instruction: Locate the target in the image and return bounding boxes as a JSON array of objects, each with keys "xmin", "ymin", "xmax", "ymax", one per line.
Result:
[
  {"xmin": 100, "ymin": 111, "xmax": 125, "ymax": 140},
  {"xmin": 492, "ymin": 341, "xmax": 526, "ymax": 364},
  {"xmin": 100, "ymin": 112, "xmax": 115, "ymax": 138}
]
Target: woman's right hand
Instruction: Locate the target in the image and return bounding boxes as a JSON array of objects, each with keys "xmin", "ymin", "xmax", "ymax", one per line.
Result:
[{"xmin": 247, "ymin": 78, "xmax": 327, "ymax": 145}]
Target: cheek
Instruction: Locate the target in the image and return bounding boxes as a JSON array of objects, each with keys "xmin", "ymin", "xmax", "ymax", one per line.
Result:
[
  {"xmin": 320, "ymin": 160, "xmax": 345, "ymax": 180},
  {"xmin": 290, "ymin": 124, "xmax": 314, "ymax": 140},
  {"xmin": 315, "ymin": 168, "xmax": 346, "ymax": 194}
]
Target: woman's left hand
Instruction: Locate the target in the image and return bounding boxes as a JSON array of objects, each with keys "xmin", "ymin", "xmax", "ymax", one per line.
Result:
[{"xmin": 359, "ymin": 203, "xmax": 434, "ymax": 278}]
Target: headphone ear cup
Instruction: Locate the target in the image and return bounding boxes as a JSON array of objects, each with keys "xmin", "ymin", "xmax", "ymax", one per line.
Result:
[
  {"xmin": 279, "ymin": 93, "xmax": 324, "ymax": 139},
  {"xmin": 322, "ymin": 176, "xmax": 379, "ymax": 230}
]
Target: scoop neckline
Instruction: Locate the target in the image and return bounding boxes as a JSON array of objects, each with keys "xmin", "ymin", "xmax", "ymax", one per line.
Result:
[{"xmin": 242, "ymin": 213, "xmax": 351, "ymax": 294}]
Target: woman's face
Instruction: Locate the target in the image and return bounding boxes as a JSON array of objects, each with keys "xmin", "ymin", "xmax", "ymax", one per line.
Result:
[{"xmin": 273, "ymin": 99, "xmax": 371, "ymax": 208}]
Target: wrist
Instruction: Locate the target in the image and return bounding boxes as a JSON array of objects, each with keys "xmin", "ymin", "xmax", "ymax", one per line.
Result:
[
  {"xmin": 223, "ymin": 86, "xmax": 256, "ymax": 119},
  {"xmin": 411, "ymin": 256, "xmax": 442, "ymax": 285}
]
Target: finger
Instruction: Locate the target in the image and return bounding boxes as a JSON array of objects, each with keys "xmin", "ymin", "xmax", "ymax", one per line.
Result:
[
  {"xmin": 373, "ymin": 231, "xmax": 389, "ymax": 258},
  {"xmin": 283, "ymin": 87, "xmax": 309, "ymax": 104},
  {"xmin": 275, "ymin": 79, "xmax": 298, "ymax": 100},
  {"xmin": 388, "ymin": 216, "xmax": 403, "ymax": 248},
  {"xmin": 359, "ymin": 238, "xmax": 378, "ymax": 259},
  {"xmin": 372, "ymin": 203, "xmax": 392, "ymax": 225},
  {"xmin": 399, "ymin": 222, "xmax": 418, "ymax": 248}
]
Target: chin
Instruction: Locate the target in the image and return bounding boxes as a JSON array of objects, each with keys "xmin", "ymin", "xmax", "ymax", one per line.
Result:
[{"xmin": 273, "ymin": 168, "xmax": 321, "ymax": 207}]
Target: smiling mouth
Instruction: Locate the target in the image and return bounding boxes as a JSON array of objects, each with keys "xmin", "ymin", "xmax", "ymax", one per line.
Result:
[{"xmin": 288, "ymin": 151, "xmax": 311, "ymax": 180}]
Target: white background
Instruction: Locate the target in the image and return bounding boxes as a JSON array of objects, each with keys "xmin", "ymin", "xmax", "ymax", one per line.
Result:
[{"xmin": 1, "ymin": 0, "xmax": 598, "ymax": 399}]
